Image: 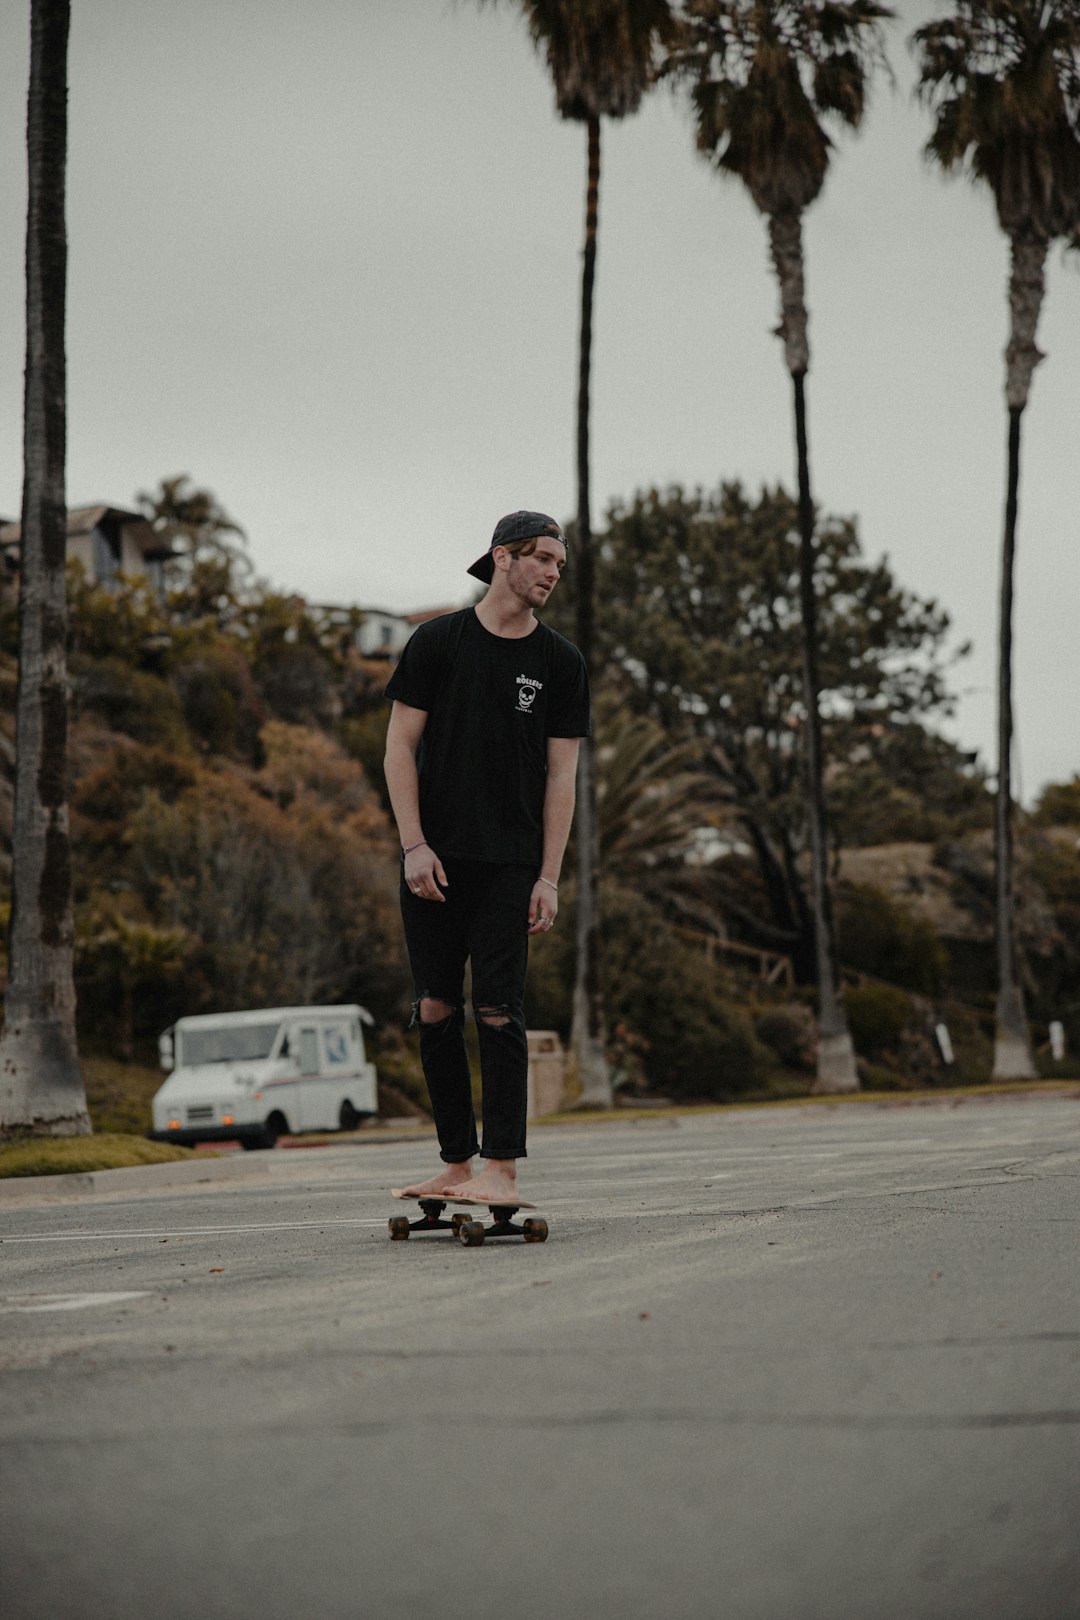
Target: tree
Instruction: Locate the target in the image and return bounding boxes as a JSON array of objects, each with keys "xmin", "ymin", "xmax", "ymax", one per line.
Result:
[
  {"xmin": 75, "ymin": 911, "xmax": 192, "ymax": 1063},
  {"xmin": 826, "ymin": 724, "xmax": 992, "ymax": 848},
  {"xmin": 672, "ymin": 0, "xmax": 892, "ymax": 1091},
  {"xmin": 480, "ymin": 0, "xmax": 677, "ymax": 1105},
  {"xmin": 1032, "ymin": 774, "xmax": 1080, "ymax": 827},
  {"xmin": 137, "ymin": 475, "xmax": 250, "ymax": 609},
  {"xmin": 548, "ymin": 482, "xmax": 965, "ymax": 978},
  {"xmin": 0, "ymin": 0, "xmax": 89, "ymax": 1137},
  {"xmin": 913, "ymin": 0, "xmax": 1080, "ymax": 1080},
  {"xmin": 595, "ymin": 701, "xmax": 726, "ymax": 926},
  {"xmin": 522, "ymin": 690, "xmax": 771, "ymax": 1092}
]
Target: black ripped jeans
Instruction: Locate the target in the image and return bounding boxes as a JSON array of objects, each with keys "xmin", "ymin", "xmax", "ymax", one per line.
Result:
[{"xmin": 400, "ymin": 857, "xmax": 534, "ymax": 1162}]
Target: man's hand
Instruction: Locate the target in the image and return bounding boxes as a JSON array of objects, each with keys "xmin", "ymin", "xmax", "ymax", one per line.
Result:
[
  {"xmin": 404, "ymin": 844, "xmax": 448, "ymax": 902},
  {"xmin": 528, "ymin": 879, "xmax": 557, "ymax": 936}
]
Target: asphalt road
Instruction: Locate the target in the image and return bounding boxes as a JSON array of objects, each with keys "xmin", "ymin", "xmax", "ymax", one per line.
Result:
[{"xmin": 2, "ymin": 1094, "xmax": 1079, "ymax": 1620}]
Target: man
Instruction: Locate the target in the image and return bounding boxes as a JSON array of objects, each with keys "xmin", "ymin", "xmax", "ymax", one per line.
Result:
[{"xmin": 383, "ymin": 510, "xmax": 590, "ymax": 1206}]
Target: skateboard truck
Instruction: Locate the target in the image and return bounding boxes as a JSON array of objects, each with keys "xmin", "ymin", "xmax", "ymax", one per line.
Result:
[{"xmin": 388, "ymin": 1197, "xmax": 548, "ymax": 1247}]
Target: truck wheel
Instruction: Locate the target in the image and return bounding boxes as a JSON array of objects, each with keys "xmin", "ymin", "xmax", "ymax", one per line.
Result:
[
  {"xmin": 249, "ymin": 1113, "xmax": 286, "ymax": 1150},
  {"xmin": 339, "ymin": 1100, "xmax": 360, "ymax": 1132}
]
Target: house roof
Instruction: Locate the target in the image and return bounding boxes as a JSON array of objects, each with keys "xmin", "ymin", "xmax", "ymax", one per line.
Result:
[
  {"xmin": 0, "ymin": 504, "xmax": 176, "ymax": 562},
  {"xmin": 69, "ymin": 504, "xmax": 140, "ymax": 537}
]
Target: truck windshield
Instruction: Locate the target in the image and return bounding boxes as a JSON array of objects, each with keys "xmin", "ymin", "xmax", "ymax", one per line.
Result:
[{"xmin": 180, "ymin": 1022, "xmax": 281, "ymax": 1067}]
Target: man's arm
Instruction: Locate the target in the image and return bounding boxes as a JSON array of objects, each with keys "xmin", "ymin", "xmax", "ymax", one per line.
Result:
[
  {"xmin": 528, "ymin": 735, "xmax": 580, "ymax": 934},
  {"xmin": 384, "ymin": 700, "xmax": 447, "ymax": 901}
]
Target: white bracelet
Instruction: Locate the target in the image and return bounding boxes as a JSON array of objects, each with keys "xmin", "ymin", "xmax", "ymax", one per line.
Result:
[{"xmin": 538, "ymin": 876, "xmax": 558, "ymax": 892}]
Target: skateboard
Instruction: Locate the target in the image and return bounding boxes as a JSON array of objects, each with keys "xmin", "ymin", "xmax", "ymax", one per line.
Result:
[{"xmin": 387, "ymin": 1192, "xmax": 548, "ymax": 1247}]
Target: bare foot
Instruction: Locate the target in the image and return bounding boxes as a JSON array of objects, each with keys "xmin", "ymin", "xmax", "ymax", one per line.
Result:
[
  {"xmin": 444, "ymin": 1164, "xmax": 523, "ymax": 1206},
  {"xmin": 394, "ymin": 1164, "xmax": 474, "ymax": 1199}
]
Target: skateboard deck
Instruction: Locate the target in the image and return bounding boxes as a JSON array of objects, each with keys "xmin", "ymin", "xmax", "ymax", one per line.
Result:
[
  {"xmin": 387, "ymin": 1193, "xmax": 547, "ymax": 1247},
  {"xmin": 391, "ymin": 1188, "xmax": 536, "ymax": 1210},
  {"xmin": 447, "ymin": 1191, "xmax": 537, "ymax": 1210}
]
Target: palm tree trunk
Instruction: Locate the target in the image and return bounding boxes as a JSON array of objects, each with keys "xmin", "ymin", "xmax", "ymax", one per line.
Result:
[
  {"xmin": 992, "ymin": 404, "xmax": 1037, "ymax": 1079},
  {"xmin": 0, "ymin": 0, "xmax": 88, "ymax": 1138},
  {"xmin": 768, "ymin": 210, "xmax": 857, "ymax": 1094},
  {"xmin": 571, "ymin": 112, "xmax": 611, "ymax": 1108},
  {"xmin": 991, "ymin": 231, "xmax": 1045, "ymax": 1081}
]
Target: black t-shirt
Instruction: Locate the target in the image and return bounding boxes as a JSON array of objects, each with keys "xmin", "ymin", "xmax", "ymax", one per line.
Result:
[{"xmin": 385, "ymin": 608, "xmax": 591, "ymax": 865}]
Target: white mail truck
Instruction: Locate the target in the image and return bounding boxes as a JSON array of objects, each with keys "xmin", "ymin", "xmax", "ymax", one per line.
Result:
[{"xmin": 150, "ymin": 1004, "xmax": 378, "ymax": 1149}]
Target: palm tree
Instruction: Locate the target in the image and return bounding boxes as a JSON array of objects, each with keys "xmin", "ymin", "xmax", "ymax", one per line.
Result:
[
  {"xmin": 138, "ymin": 474, "xmax": 250, "ymax": 592},
  {"xmin": 914, "ymin": 1, "xmax": 1080, "ymax": 1081},
  {"xmin": 596, "ymin": 703, "xmax": 728, "ymax": 921},
  {"xmin": 479, "ymin": 1, "xmax": 677, "ymax": 1105},
  {"xmin": 672, "ymin": 0, "xmax": 891, "ymax": 1093},
  {"xmin": 0, "ymin": 0, "xmax": 89, "ymax": 1137}
]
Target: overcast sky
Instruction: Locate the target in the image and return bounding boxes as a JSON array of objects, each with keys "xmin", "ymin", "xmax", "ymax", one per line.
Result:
[{"xmin": 1, "ymin": 0, "xmax": 1077, "ymax": 799}]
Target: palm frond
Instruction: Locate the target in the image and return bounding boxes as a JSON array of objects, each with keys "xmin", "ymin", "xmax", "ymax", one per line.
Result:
[
  {"xmin": 485, "ymin": 0, "xmax": 679, "ymax": 119},
  {"xmin": 913, "ymin": 0, "xmax": 1080, "ymax": 242},
  {"xmin": 674, "ymin": 0, "xmax": 893, "ymax": 215}
]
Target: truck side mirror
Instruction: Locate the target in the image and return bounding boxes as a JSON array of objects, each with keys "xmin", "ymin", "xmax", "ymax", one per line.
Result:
[{"xmin": 158, "ymin": 1031, "xmax": 175, "ymax": 1072}]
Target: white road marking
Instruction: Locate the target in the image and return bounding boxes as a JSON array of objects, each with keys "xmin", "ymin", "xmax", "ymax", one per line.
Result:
[
  {"xmin": 0, "ymin": 1218, "xmax": 386, "ymax": 1245},
  {"xmin": 3, "ymin": 1291, "xmax": 153, "ymax": 1313}
]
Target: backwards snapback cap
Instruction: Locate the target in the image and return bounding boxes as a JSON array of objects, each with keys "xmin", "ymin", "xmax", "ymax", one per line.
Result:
[{"xmin": 467, "ymin": 510, "xmax": 566, "ymax": 583}]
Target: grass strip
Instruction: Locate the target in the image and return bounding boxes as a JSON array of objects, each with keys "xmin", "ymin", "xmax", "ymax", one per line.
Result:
[
  {"xmin": 541, "ymin": 1078, "xmax": 1080, "ymax": 1126},
  {"xmin": 0, "ymin": 1133, "xmax": 197, "ymax": 1179}
]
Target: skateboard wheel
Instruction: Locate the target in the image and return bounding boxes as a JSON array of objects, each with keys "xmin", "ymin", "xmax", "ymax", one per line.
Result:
[
  {"xmin": 450, "ymin": 1212, "xmax": 470, "ymax": 1232},
  {"xmin": 522, "ymin": 1218, "xmax": 548, "ymax": 1243},
  {"xmin": 459, "ymin": 1220, "xmax": 485, "ymax": 1247},
  {"xmin": 388, "ymin": 1216, "xmax": 411, "ymax": 1241}
]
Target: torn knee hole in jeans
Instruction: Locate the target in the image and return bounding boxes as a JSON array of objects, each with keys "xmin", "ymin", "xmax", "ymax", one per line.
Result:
[
  {"xmin": 477, "ymin": 1004, "xmax": 511, "ymax": 1029},
  {"xmin": 411, "ymin": 995, "xmax": 458, "ymax": 1028}
]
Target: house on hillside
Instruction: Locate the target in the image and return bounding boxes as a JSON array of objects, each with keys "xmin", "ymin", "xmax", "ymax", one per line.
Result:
[
  {"xmin": 0, "ymin": 504, "xmax": 177, "ymax": 599},
  {"xmin": 352, "ymin": 605, "xmax": 456, "ymax": 661},
  {"xmin": 290, "ymin": 601, "xmax": 459, "ymax": 662}
]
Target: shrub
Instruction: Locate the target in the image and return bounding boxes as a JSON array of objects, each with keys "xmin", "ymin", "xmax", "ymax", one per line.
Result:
[
  {"xmin": 525, "ymin": 885, "xmax": 769, "ymax": 1100},
  {"xmin": 125, "ymin": 767, "xmax": 405, "ymax": 1027},
  {"xmin": 836, "ymin": 884, "xmax": 948, "ymax": 995},
  {"xmin": 80, "ymin": 1053, "xmax": 170, "ymax": 1135},
  {"xmin": 255, "ymin": 643, "xmax": 335, "ymax": 726},
  {"xmin": 856, "ymin": 1059, "xmax": 911, "ymax": 1092},
  {"xmin": 75, "ymin": 742, "xmax": 198, "ymax": 816},
  {"xmin": 754, "ymin": 1003, "xmax": 816, "ymax": 1072},
  {"xmin": 71, "ymin": 743, "xmax": 199, "ymax": 899},
  {"xmin": 845, "ymin": 982, "xmax": 912, "ymax": 1057},
  {"xmin": 934, "ymin": 1009, "xmax": 993, "ymax": 1085},
  {"xmin": 76, "ymin": 911, "xmax": 195, "ymax": 1062},
  {"xmin": 70, "ymin": 654, "xmax": 189, "ymax": 752},
  {"xmin": 67, "ymin": 565, "xmax": 166, "ymax": 663},
  {"xmin": 257, "ymin": 721, "xmax": 379, "ymax": 821},
  {"xmin": 1032, "ymin": 776, "xmax": 1080, "ymax": 828},
  {"xmin": 370, "ymin": 1031, "xmax": 431, "ymax": 1116},
  {"xmin": 339, "ymin": 710, "xmax": 392, "ymax": 814},
  {"xmin": 0, "ymin": 656, "xmax": 18, "ymax": 710},
  {"xmin": 170, "ymin": 645, "xmax": 264, "ymax": 759}
]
